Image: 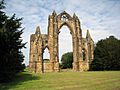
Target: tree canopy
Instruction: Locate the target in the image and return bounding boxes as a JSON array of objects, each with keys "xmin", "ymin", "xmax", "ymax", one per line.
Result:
[
  {"xmin": 61, "ymin": 52, "xmax": 73, "ymax": 69},
  {"xmin": 90, "ymin": 36, "xmax": 120, "ymax": 71},
  {"xmin": 0, "ymin": 0, "xmax": 25, "ymax": 82}
]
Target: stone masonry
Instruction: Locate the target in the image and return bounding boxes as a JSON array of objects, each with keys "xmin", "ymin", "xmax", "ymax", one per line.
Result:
[{"xmin": 29, "ymin": 11, "xmax": 94, "ymax": 73}]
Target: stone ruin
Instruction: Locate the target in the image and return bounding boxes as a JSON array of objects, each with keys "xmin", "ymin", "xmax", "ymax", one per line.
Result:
[{"xmin": 29, "ymin": 11, "xmax": 94, "ymax": 73}]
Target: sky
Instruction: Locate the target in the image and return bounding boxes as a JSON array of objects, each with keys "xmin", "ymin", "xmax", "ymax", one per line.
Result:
[{"xmin": 4, "ymin": 0, "xmax": 120, "ymax": 65}]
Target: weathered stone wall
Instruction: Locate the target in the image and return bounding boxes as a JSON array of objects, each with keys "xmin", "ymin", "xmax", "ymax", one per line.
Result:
[{"xmin": 29, "ymin": 11, "xmax": 94, "ymax": 73}]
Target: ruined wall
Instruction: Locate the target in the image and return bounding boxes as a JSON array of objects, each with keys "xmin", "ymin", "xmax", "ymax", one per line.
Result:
[{"xmin": 29, "ymin": 11, "xmax": 94, "ymax": 73}]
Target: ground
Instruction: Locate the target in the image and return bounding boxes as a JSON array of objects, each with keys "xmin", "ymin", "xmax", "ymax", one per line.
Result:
[{"xmin": 0, "ymin": 70, "xmax": 120, "ymax": 90}]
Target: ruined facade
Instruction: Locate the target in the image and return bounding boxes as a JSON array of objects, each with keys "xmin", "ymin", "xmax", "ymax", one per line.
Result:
[{"xmin": 29, "ymin": 11, "xmax": 94, "ymax": 73}]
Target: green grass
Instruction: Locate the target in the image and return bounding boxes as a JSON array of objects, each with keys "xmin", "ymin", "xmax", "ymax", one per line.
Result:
[{"xmin": 0, "ymin": 71, "xmax": 120, "ymax": 90}]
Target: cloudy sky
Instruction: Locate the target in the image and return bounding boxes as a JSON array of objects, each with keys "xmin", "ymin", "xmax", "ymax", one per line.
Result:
[{"xmin": 4, "ymin": 0, "xmax": 120, "ymax": 65}]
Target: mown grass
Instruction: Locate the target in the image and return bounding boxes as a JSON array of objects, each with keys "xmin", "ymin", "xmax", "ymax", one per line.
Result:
[{"xmin": 0, "ymin": 70, "xmax": 120, "ymax": 90}]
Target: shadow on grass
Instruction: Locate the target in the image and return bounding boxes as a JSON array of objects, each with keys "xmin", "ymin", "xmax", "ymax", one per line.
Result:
[{"xmin": 0, "ymin": 71, "xmax": 40, "ymax": 90}]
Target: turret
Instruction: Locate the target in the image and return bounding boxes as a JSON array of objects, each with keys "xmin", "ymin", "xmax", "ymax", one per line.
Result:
[
  {"xmin": 73, "ymin": 13, "xmax": 77, "ymax": 19},
  {"xmin": 52, "ymin": 10, "xmax": 56, "ymax": 16},
  {"xmin": 86, "ymin": 30, "xmax": 92, "ymax": 41},
  {"xmin": 73, "ymin": 13, "xmax": 80, "ymax": 27},
  {"xmin": 35, "ymin": 26, "xmax": 41, "ymax": 35},
  {"xmin": 35, "ymin": 26, "xmax": 42, "ymax": 42}
]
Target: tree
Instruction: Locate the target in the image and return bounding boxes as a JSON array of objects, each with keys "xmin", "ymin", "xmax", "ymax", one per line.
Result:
[
  {"xmin": 61, "ymin": 52, "xmax": 73, "ymax": 69},
  {"xmin": 0, "ymin": 0, "xmax": 25, "ymax": 82},
  {"xmin": 90, "ymin": 36, "xmax": 120, "ymax": 71}
]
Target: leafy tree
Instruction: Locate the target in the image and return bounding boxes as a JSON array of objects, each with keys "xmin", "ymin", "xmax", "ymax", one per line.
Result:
[
  {"xmin": 90, "ymin": 36, "xmax": 120, "ymax": 71},
  {"xmin": 61, "ymin": 52, "xmax": 73, "ymax": 69},
  {"xmin": 0, "ymin": 0, "xmax": 25, "ymax": 82}
]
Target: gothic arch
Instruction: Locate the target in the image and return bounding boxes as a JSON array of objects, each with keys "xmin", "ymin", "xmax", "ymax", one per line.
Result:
[
  {"xmin": 58, "ymin": 22, "xmax": 73, "ymax": 35},
  {"xmin": 58, "ymin": 25, "xmax": 73, "ymax": 65},
  {"xmin": 47, "ymin": 11, "xmax": 83, "ymax": 71},
  {"xmin": 29, "ymin": 11, "xmax": 94, "ymax": 73},
  {"xmin": 57, "ymin": 12, "xmax": 76, "ymax": 35}
]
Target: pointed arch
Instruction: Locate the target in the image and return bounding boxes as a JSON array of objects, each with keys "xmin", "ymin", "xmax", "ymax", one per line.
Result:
[
  {"xmin": 58, "ymin": 22, "xmax": 73, "ymax": 35},
  {"xmin": 59, "ymin": 26, "xmax": 73, "ymax": 62},
  {"xmin": 43, "ymin": 47, "xmax": 50, "ymax": 60},
  {"xmin": 29, "ymin": 11, "xmax": 94, "ymax": 73}
]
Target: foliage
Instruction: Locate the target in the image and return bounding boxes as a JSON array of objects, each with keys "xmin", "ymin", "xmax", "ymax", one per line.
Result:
[
  {"xmin": 0, "ymin": 0, "xmax": 25, "ymax": 82},
  {"xmin": 0, "ymin": 71, "xmax": 120, "ymax": 90},
  {"xmin": 61, "ymin": 52, "xmax": 73, "ymax": 69},
  {"xmin": 90, "ymin": 36, "xmax": 120, "ymax": 71}
]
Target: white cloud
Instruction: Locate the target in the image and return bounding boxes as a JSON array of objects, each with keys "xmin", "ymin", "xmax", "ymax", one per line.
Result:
[{"xmin": 4, "ymin": 0, "xmax": 120, "ymax": 65}]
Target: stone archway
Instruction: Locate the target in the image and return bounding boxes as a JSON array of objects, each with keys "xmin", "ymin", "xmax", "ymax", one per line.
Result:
[
  {"xmin": 58, "ymin": 25, "xmax": 73, "ymax": 68},
  {"xmin": 48, "ymin": 11, "xmax": 82, "ymax": 72},
  {"xmin": 42, "ymin": 47, "xmax": 50, "ymax": 72},
  {"xmin": 29, "ymin": 11, "xmax": 94, "ymax": 73},
  {"xmin": 59, "ymin": 13, "xmax": 81, "ymax": 71}
]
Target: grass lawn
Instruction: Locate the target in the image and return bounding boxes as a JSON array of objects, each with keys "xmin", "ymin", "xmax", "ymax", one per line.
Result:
[{"xmin": 0, "ymin": 70, "xmax": 120, "ymax": 90}]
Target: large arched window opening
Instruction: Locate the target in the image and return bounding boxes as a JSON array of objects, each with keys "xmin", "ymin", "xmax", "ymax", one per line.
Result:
[
  {"xmin": 59, "ymin": 25, "xmax": 73, "ymax": 69},
  {"xmin": 43, "ymin": 47, "xmax": 50, "ymax": 62}
]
